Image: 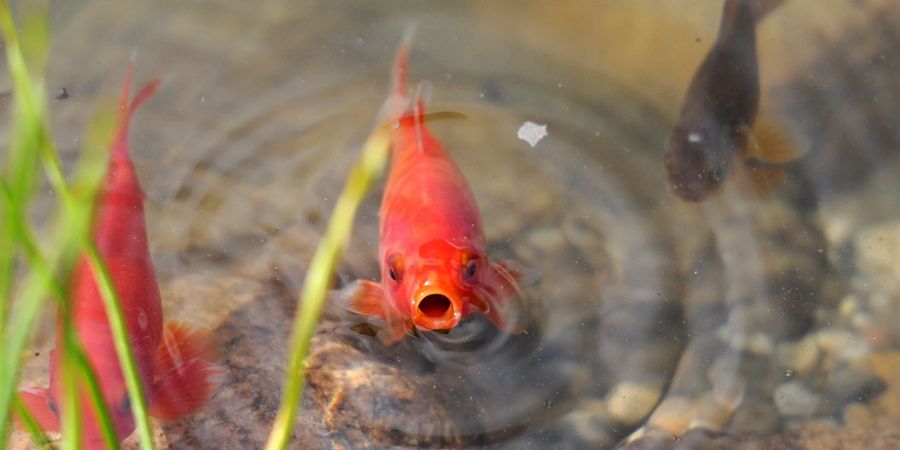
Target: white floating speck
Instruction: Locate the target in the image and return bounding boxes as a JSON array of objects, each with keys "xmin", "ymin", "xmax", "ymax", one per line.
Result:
[
  {"xmin": 688, "ymin": 132, "xmax": 702, "ymax": 143},
  {"xmin": 517, "ymin": 121, "xmax": 548, "ymax": 148}
]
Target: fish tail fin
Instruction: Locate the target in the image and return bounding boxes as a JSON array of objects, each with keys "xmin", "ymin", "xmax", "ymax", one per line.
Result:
[
  {"xmin": 17, "ymin": 388, "xmax": 60, "ymax": 433},
  {"xmin": 112, "ymin": 56, "xmax": 160, "ymax": 159},
  {"xmin": 148, "ymin": 322, "xmax": 221, "ymax": 420}
]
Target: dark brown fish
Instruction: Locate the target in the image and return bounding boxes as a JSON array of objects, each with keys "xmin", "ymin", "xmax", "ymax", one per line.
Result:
[{"xmin": 663, "ymin": 0, "xmax": 799, "ymax": 202}]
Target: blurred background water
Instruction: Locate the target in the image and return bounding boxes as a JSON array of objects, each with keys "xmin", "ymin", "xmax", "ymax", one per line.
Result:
[{"xmin": 8, "ymin": 0, "xmax": 900, "ymax": 448}]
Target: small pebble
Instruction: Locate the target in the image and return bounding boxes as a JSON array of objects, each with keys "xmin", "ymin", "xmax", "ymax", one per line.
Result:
[
  {"xmin": 728, "ymin": 400, "xmax": 780, "ymax": 434},
  {"xmin": 838, "ymin": 294, "xmax": 860, "ymax": 318},
  {"xmin": 563, "ymin": 400, "xmax": 612, "ymax": 443},
  {"xmin": 817, "ymin": 328, "xmax": 871, "ymax": 365},
  {"xmin": 646, "ymin": 396, "xmax": 693, "ymax": 435},
  {"xmin": 824, "ymin": 366, "xmax": 886, "ymax": 405},
  {"xmin": 842, "ymin": 402, "xmax": 875, "ymax": 429},
  {"xmin": 854, "ymin": 221, "xmax": 900, "ymax": 291},
  {"xmin": 774, "ymin": 381, "xmax": 821, "ymax": 418},
  {"xmin": 606, "ymin": 382, "xmax": 662, "ymax": 425},
  {"xmin": 776, "ymin": 335, "xmax": 820, "ymax": 377},
  {"xmin": 689, "ymin": 392, "xmax": 735, "ymax": 432}
]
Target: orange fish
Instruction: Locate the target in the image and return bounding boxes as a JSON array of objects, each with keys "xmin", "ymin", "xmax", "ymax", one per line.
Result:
[
  {"xmin": 340, "ymin": 36, "xmax": 528, "ymax": 345},
  {"xmin": 18, "ymin": 63, "xmax": 218, "ymax": 448},
  {"xmin": 663, "ymin": 0, "xmax": 802, "ymax": 202}
]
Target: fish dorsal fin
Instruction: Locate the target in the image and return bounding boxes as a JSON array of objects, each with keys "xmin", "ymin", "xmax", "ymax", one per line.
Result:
[
  {"xmin": 408, "ymin": 82, "xmax": 431, "ymax": 154},
  {"xmin": 377, "ymin": 24, "xmax": 416, "ymax": 123}
]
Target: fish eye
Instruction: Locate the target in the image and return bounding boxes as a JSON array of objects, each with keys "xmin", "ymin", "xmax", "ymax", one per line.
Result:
[
  {"xmin": 387, "ymin": 255, "xmax": 402, "ymax": 283},
  {"xmin": 464, "ymin": 260, "xmax": 478, "ymax": 280}
]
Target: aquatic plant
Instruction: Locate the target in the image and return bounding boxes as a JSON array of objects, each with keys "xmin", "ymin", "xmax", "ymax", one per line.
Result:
[
  {"xmin": 0, "ymin": 2, "xmax": 154, "ymax": 449},
  {"xmin": 265, "ymin": 121, "xmax": 392, "ymax": 450}
]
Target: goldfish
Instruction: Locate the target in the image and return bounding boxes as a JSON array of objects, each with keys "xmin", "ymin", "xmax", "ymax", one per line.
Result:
[
  {"xmin": 663, "ymin": 0, "xmax": 803, "ymax": 202},
  {"xmin": 18, "ymin": 62, "xmax": 218, "ymax": 448},
  {"xmin": 339, "ymin": 35, "xmax": 528, "ymax": 345}
]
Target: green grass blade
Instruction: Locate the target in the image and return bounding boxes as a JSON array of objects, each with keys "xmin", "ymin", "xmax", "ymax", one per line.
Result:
[
  {"xmin": 58, "ymin": 343, "xmax": 81, "ymax": 450},
  {"xmin": 85, "ymin": 243, "xmax": 155, "ymax": 450},
  {"xmin": 12, "ymin": 396, "xmax": 54, "ymax": 449},
  {"xmin": 0, "ymin": 180, "xmax": 16, "ymax": 345},
  {"xmin": 62, "ymin": 324, "xmax": 122, "ymax": 450},
  {"xmin": 0, "ymin": 0, "xmax": 54, "ymax": 441},
  {"xmin": 6, "ymin": 196, "xmax": 121, "ymax": 450},
  {"xmin": 264, "ymin": 124, "xmax": 392, "ymax": 450},
  {"xmin": 0, "ymin": 2, "xmax": 131, "ymax": 448}
]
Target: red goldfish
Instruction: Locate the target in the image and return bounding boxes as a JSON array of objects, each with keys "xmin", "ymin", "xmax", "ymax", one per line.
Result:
[
  {"xmin": 663, "ymin": 0, "xmax": 803, "ymax": 202},
  {"xmin": 340, "ymin": 37, "xmax": 527, "ymax": 345},
  {"xmin": 18, "ymin": 63, "xmax": 218, "ymax": 448}
]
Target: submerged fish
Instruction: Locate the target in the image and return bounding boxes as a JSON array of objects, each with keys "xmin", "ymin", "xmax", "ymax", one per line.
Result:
[
  {"xmin": 339, "ymin": 36, "xmax": 529, "ymax": 345},
  {"xmin": 663, "ymin": 0, "xmax": 802, "ymax": 202},
  {"xmin": 18, "ymin": 63, "xmax": 218, "ymax": 448}
]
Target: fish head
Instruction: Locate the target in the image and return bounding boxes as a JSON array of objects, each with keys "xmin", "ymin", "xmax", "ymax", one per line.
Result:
[
  {"xmin": 663, "ymin": 123, "xmax": 736, "ymax": 202},
  {"xmin": 383, "ymin": 238, "xmax": 486, "ymax": 331}
]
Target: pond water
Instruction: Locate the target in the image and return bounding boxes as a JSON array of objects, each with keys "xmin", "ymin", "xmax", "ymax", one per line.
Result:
[{"xmin": 11, "ymin": 0, "xmax": 900, "ymax": 448}]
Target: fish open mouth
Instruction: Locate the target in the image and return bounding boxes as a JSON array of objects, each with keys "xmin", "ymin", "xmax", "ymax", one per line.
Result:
[
  {"xmin": 419, "ymin": 294, "xmax": 452, "ymax": 319},
  {"xmin": 414, "ymin": 293, "xmax": 460, "ymax": 330}
]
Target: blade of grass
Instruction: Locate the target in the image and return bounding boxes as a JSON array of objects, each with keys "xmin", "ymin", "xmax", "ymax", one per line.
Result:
[
  {"xmin": 64, "ymin": 329, "xmax": 122, "ymax": 450},
  {"xmin": 264, "ymin": 123, "xmax": 393, "ymax": 450},
  {"xmin": 4, "ymin": 93, "xmax": 131, "ymax": 450},
  {"xmin": 58, "ymin": 341, "xmax": 80, "ymax": 450},
  {"xmin": 12, "ymin": 396, "xmax": 54, "ymax": 450},
  {"xmin": 0, "ymin": 0, "xmax": 56, "ymax": 442},
  {"xmin": 0, "ymin": 3, "xmax": 132, "ymax": 447},
  {"xmin": 0, "ymin": 180, "xmax": 16, "ymax": 344},
  {"xmin": 84, "ymin": 243, "xmax": 155, "ymax": 450},
  {"xmin": 4, "ymin": 186, "xmax": 122, "ymax": 450},
  {"xmin": 0, "ymin": 0, "xmax": 45, "ymax": 362}
]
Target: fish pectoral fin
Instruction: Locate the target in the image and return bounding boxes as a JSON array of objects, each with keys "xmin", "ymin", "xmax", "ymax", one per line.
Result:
[
  {"xmin": 495, "ymin": 259, "xmax": 541, "ymax": 288},
  {"xmin": 376, "ymin": 320, "xmax": 415, "ymax": 346},
  {"xmin": 333, "ymin": 280, "xmax": 413, "ymax": 345},
  {"xmin": 479, "ymin": 260, "xmax": 540, "ymax": 335},
  {"xmin": 743, "ymin": 119, "xmax": 809, "ymax": 164},
  {"xmin": 17, "ymin": 388, "xmax": 59, "ymax": 433},
  {"xmin": 148, "ymin": 322, "xmax": 221, "ymax": 420},
  {"xmin": 333, "ymin": 279, "xmax": 390, "ymax": 319}
]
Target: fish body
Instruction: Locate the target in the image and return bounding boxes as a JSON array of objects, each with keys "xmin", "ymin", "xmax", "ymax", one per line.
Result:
[
  {"xmin": 18, "ymin": 63, "xmax": 217, "ymax": 448},
  {"xmin": 342, "ymin": 38, "xmax": 525, "ymax": 344},
  {"xmin": 663, "ymin": 0, "xmax": 795, "ymax": 202}
]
